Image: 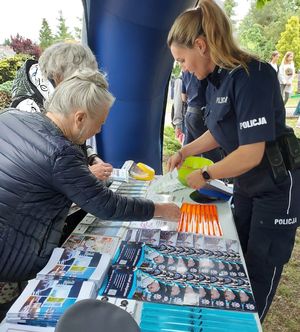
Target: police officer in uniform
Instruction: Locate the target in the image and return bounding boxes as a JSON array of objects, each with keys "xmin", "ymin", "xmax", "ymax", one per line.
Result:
[
  {"xmin": 182, "ymin": 70, "xmax": 223, "ymax": 162},
  {"xmin": 167, "ymin": 0, "xmax": 300, "ymax": 321}
]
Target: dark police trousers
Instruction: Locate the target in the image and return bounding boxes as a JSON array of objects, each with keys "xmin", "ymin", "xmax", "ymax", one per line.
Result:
[
  {"xmin": 184, "ymin": 108, "xmax": 223, "ymax": 163},
  {"xmin": 233, "ymin": 165, "xmax": 300, "ymax": 321}
]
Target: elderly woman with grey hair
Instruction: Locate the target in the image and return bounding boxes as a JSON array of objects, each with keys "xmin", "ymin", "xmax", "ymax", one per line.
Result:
[
  {"xmin": 11, "ymin": 42, "xmax": 112, "ymax": 181},
  {"xmin": 0, "ymin": 69, "xmax": 181, "ymax": 283}
]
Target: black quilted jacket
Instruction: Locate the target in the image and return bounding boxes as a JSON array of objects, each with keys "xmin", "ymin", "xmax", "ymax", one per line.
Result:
[{"xmin": 0, "ymin": 109, "xmax": 154, "ymax": 282}]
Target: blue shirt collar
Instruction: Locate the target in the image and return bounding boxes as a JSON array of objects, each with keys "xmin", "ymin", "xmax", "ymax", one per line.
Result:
[{"xmin": 207, "ymin": 66, "xmax": 225, "ymax": 89}]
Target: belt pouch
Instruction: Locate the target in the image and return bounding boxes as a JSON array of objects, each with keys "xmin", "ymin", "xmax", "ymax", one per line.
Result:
[
  {"xmin": 279, "ymin": 133, "xmax": 300, "ymax": 170},
  {"xmin": 265, "ymin": 141, "xmax": 288, "ymax": 182}
]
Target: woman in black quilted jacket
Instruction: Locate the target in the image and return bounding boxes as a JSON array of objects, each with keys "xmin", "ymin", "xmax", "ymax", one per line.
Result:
[{"xmin": 0, "ymin": 69, "xmax": 180, "ymax": 283}]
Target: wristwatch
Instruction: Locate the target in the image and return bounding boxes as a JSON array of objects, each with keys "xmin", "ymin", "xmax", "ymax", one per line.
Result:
[{"xmin": 201, "ymin": 166, "xmax": 211, "ymax": 181}]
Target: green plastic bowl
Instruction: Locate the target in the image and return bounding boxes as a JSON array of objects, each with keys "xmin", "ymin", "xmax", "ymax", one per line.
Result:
[{"xmin": 178, "ymin": 156, "xmax": 214, "ymax": 186}]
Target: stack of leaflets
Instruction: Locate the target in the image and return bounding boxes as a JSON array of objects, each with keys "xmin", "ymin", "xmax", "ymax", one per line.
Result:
[
  {"xmin": 99, "ymin": 240, "xmax": 256, "ymax": 313},
  {"xmin": 5, "ymin": 279, "xmax": 95, "ymax": 327},
  {"xmin": 36, "ymin": 248, "xmax": 111, "ymax": 288},
  {"xmin": 110, "ymin": 178, "xmax": 150, "ymax": 197},
  {"xmin": 5, "ymin": 248, "xmax": 111, "ymax": 328},
  {"xmin": 108, "ymin": 160, "xmax": 134, "ymax": 192},
  {"xmin": 178, "ymin": 203, "xmax": 223, "ymax": 236},
  {"xmin": 62, "ymin": 234, "xmax": 120, "ymax": 257},
  {"xmin": 109, "ymin": 168, "xmax": 129, "ymax": 183},
  {"xmin": 127, "ymin": 218, "xmax": 178, "ymax": 232},
  {"xmin": 79, "ymin": 213, "xmax": 98, "ymax": 225},
  {"xmin": 124, "ymin": 229, "xmax": 233, "ymax": 254},
  {"xmin": 72, "ymin": 215, "xmax": 128, "ymax": 238}
]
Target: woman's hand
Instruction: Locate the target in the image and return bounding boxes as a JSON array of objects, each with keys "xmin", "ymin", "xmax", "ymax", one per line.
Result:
[
  {"xmin": 89, "ymin": 161, "xmax": 113, "ymax": 180},
  {"xmin": 167, "ymin": 131, "xmax": 219, "ymax": 173},
  {"xmin": 154, "ymin": 203, "xmax": 181, "ymax": 222},
  {"xmin": 167, "ymin": 150, "xmax": 183, "ymax": 172},
  {"xmin": 175, "ymin": 127, "xmax": 183, "ymax": 139},
  {"xmin": 186, "ymin": 169, "xmax": 207, "ymax": 190}
]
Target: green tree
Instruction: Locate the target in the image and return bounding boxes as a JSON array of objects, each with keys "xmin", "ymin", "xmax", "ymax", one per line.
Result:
[
  {"xmin": 256, "ymin": 0, "xmax": 272, "ymax": 8},
  {"xmin": 238, "ymin": 0, "xmax": 300, "ymax": 61},
  {"xmin": 39, "ymin": 18, "xmax": 54, "ymax": 50},
  {"xmin": 0, "ymin": 80, "xmax": 13, "ymax": 109},
  {"xmin": 163, "ymin": 126, "xmax": 181, "ymax": 158},
  {"xmin": 55, "ymin": 10, "xmax": 74, "ymax": 41},
  {"xmin": 239, "ymin": 21, "xmax": 268, "ymax": 58},
  {"xmin": 276, "ymin": 16, "xmax": 300, "ymax": 70},
  {"xmin": 74, "ymin": 17, "xmax": 82, "ymax": 40},
  {"xmin": 172, "ymin": 63, "xmax": 181, "ymax": 78},
  {"xmin": 224, "ymin": 0, "xmax": 237, "ymax": 21},
  {"xmin": 3, "ymin": 38, "xmax": 10, "ymax": 46},
  {"xmin": 0, "ymin": 54, "xmax": 29, "ymax": 84}
]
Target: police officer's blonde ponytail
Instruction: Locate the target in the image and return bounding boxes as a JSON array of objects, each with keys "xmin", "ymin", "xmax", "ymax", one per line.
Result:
[{"xmin": 168, "ymin": 0, "xmax": 255, "ymax": 71}]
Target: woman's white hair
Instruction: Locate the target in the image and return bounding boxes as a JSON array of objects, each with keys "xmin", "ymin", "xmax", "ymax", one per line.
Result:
[
  {"xmin": 45, "ymin": 69, "xmax": 115, "ymax": 118},
  {"xmin": 39, "ymin": 42, "xmax": 98, "ymax": 82}
]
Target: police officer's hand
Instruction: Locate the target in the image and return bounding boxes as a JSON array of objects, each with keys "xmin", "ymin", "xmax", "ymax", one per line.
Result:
[
  {"xmin": 89, "ymin": 160, "xmax": 113, "ymax": 180},
  {"xmin": 167, "ymin": 150, "xmax": 183, "ymax": 172},
  {"xmin": 186, "ymin": 169, "xmax": 206, "ymax": 190},
  {"xmin": 175, "ymin": 127, "xmax": 183, "ymax": 139},
  {"xmin": 154, "ymin": 203, "xmax": 181, "ymax": 222}
]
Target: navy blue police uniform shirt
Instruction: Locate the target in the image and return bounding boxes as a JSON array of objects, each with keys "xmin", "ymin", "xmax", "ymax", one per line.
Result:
[
  {"xmin": 205, "ymin": 60, "xmax": 286, "ymax": 155},
  {"xmin": 182, "ymin": 71, "xmax": 207, "ymax": 108}
]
